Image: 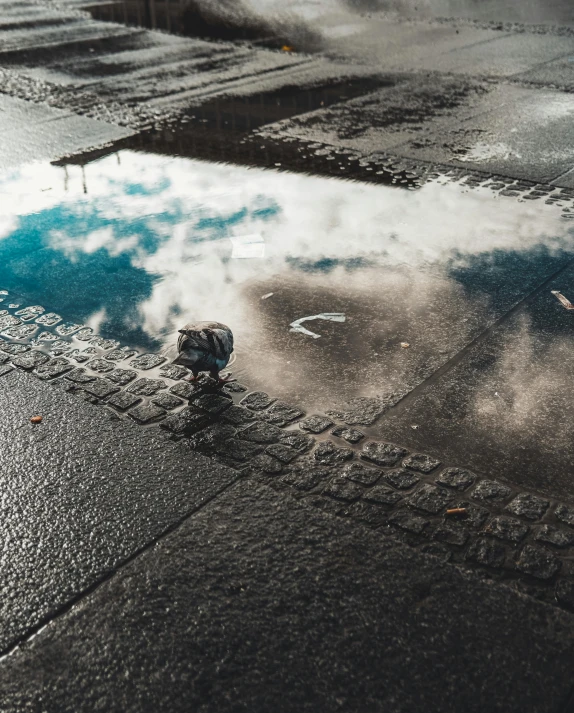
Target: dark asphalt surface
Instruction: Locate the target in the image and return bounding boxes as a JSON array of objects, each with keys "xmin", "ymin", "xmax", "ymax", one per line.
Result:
[
  {"xmin": 2, "ymin": 476, "xmax": 574, "ymax": 713},
  {"xmin": 0, "ymin": 368, "xmax": 236, "ymax": 653}
]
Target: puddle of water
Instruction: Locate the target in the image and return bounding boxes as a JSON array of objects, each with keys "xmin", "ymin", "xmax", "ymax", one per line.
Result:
[
  {"xmin": 1, "ymin": 146, "xmax": 573, "ymax": 413},
  {"xmin": 87, "ymin": 0, "xmax": 324, "ymax": 51}
]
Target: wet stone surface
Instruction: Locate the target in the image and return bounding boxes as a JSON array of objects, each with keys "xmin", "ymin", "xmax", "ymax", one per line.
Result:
[
  {"xmin": 331, "ymin": 426, "xmax": 365, "ymax": 444},
  {"xmin": 240, "ymin": 391, "xmax": 276, "ymax": 411},
  {"xmin": 451, "ymin": 501, "xmax": 490, "ymax": 529},
  {"xmin": 403, "ymin": 454, "xmax": 442, "ymax": 473},
  {"xmin": 282, "ymin": 460, "xmax": 332, "ymax": 491},
  {"xmin": 129, "ymin": 354, "xmax": 166, "ymax": 370},
  {"xmin": 222, "ymin": 405, "xmax": 255, "ymax": 426},
  {"xmin": 169, "ymin": 381, "xmax": 198, "ymax": 399},
  {"xmin": 159, "ymin": 365, "xmax": 188, "ymax": 381},
  {"xmin": 361, "ymin": 441, "xmax": 408, "ymax": 467},
  {"xmin": 555, "ymin": 579, "xmax": 574, "ymax": 608},
  {"xmin": 127, "ymin": 378, "xmax": 167, "ymax": 397},
  {"xmin": 34, "ymin": 357, "xmax": 72, "ymax": 380},
  {"xmin": 554, "ymin": 504, "xmax": 574, "ymax": 528},
  {"xmin": 483, "ymin": 516, "xmax": 530, "ymax": 543},
  {"xmin": 516, "ymin": 545, "xmax": 561, "ymax": 580},
  {"xmin": 363, "ymin": 484, "xmax": 403, "ymax": 507},
  {"xmin": 86, "ymin": 358, "xmax": 115, "ymax": 374},
  {"xmin": 471, "ymin": 480, "xmax": 512, "ymax": 503},
  {"xmin": 313, "ymin": 441, "xmax": 354, "ymax": 466},
  {"xmin": 505, "ymin": 494, "xmax": 550, "ymax": 521},
  {"xmin": 238, "ymin": 421, "xmax": 283, "ymax": 445},
  {"xmin": 65, "ymin": 368, "xmax": 95, "ymax": 384},
  {"xmin": 151, "ymin": 393, "xmax": 183, "ymax": 411},
  {"xmin": 388, "ymin": 510, "xmax": 430, "ymax": 535},
  {"xmin": 259, "ymin": 401, "xmax": 304, "ymax": 427},
  {"xmin": 160, "ymin": 408, "xmax": 211, "ymax": 436},
  {"xmin": 343, "ymin": 463, "xmax": 381, "ymax": 486},
  {"xmin": 107, "ymin": 391, "xmax": 142, "ymax": 412},
  {"xmin": 342, "ymin": 501, "xmax": 388, "ymax": 527},
  {"xmin": 323, "ymin": 477, "xmax": 363, "ymax": 502},
  {"xmin": 535, "ymin": 525, "xmax": 574, "ymax": 549},
  {"xmin": 466, "ymin": 538, "xmax": 507, "ymax": 568},
  {"xmin": 128, "ymin": 403, "xmax": 166, "ymax": 425},
  {"xmin": 11, "ymin": 351, "xmax": 49, "ymax": 370},
  {"xmin": 250, "ymin": 454, "xmax": 283, "ymax": 475},
  {"xmin": 0, "ymin": 364, "xmax": 13, "ymax": 378},
  {"xmin": 436, "ymin": 468, "xmax": 476, "ymax": 491},
  {"xmin": 103, "ymin": 368, "xmax": 137, "ymax": 385},
  {"xmin": 104, "ymin": 348, "xmax": 137, "ymax": 362},
  {"xmin": 191, "ymin": 393, "xmax": 232, "ymax": 416},
  {"xmin": 298, "ymin": 415, "xmax": 333, "ymax": 434},
  {"xmin": 433, "ymin": 524, "xmax": 470, "ymax": 547},
  {"xmin": 407, "ymin": 484, "xmax": 453, "ymax": 514},
  {"xmin": 81, "ymin": 379, "xmax": 120, "ymax": 400},
  {"xmin": 265, "ymin": 443, "xmax": 298, "ymax": 464},
  {"xmin": 383, "ymin": 469, "xmax": 420, "ymax": 490}
]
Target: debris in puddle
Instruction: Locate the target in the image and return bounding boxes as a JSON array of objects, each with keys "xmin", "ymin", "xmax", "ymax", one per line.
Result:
[
  {"xmin": 229, "ymin": 234, "xmax": 265, "ymax": 259},
  {"xmin": 30, "ymin": 415, "xmax": 43, "ymax": 424},
  {"xmin": 400, "ymin": 342, "xmax": 410, "ymax": 348},
  {"xmin": 445, "ymin": 507, "xmax": 467, "ymax": 517},
  {"xmin": 551, "ymin": 290, "xmax": 574, "ymax": 310},
  {"xmin": 261, "ymin": 293, "xmax": 274, "ymax": 300},
  {"xmin": 281, "ymin": 45, "xmax": 294, "ymax": 52},
  {"xmin": 411, "ymin": 425, "xmax": 419, "ymax": 430},
  {"xmin": 289, "ymin": 313, "xmax": 346, "ymax": 339}
]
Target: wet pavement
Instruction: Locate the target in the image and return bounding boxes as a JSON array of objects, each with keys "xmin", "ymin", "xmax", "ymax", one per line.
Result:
[{"xmin": 4, "ymin": 1, "xmax": 574, "ymax": 710}]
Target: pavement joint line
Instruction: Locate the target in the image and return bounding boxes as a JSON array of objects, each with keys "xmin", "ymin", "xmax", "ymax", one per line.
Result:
[
  {"xmin": 385, "ymin": 254, "xmax": 574, "ymax": 418},
  {"xmin": 0, "ymin": 466, "xmax": 242, "ymax": 662}
]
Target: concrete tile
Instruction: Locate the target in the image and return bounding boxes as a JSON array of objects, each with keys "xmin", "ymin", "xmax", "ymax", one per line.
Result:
[
  {"xmin": 517, "ymin": 54, "xmax": 574, "ymax": 90},
  {"xmin": 0, "ymin": 481, "xmax": 573, "ymax": 712}
]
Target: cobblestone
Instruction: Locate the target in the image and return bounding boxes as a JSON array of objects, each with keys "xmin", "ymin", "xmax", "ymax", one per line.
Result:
[
  {"xmin": 282, "ymin": 460, "xmax": 332, "ymax": 491},
  {"xmin": 238, "ymin": 421, "xmax": 283, "ymax": 444},
  {"xmin": 554, "ymin": 504, "xmax": 574, "ymax": 528},
  {"xmin": 222, "ymin": 382, "xmax": 248, "ymax": 393},
  {"xmin": 343, "ymin": 501, "xmax": 388, "ymax": 527},
  {"xmin": 129, "ymin": 354, "xmax": 166, "ymax": 370},
  {"xmin": 249, "ymin": 453, "xmax": 283, "ymax": 474},
  {"xmin": 34, "ymin": 357, "xmax": 72, "ymax": 380},
  {"xmin": 361, "ymin": 441, "xmax": 407, "ymax": 467},
  {"xmin": 535, "ymin": 526, "xmax": 574, "ymax": 549},
  {"xmin": 363, "ymin": 484, "xmax": 403, "ymax": 507},
  {"xmin": 555, "ymin": 579, "xmax": 574, "ymax": 608},
  {"xmin": 86, "ymin": 358, "xmax": 115, "ymax": 374},
  {"xmin": 471, "ymin": 479, "xmax": 512, "ymax": 503},
  {"xmin": 89, "ymin": 337, "xmax": 119, "ymax": 351},
  {"xmin": 323, "ymin": 477, "xmax": 364, "ymax": 502},
  {"xmin": 506, "ymin": 493, "xmax": 550, "ymax": 521},
  {"xmin": 191, "ymin": 393, "xmax": 232, "ymax": 416},
  {"xmin": 298, "ymin": 415, "xmax": 333, "ymax": 433},
  {"xmin": 0, "ymin": 364, "xmax": 13, "ymax": 378},
  {"xmin": 383, "ymin": 469, "xmax": 420, "ymax": 490},
  {"xmin": 402, "ymin": 453, "xmax": 441, "ymax": 473},
  {"xmin": 265, "ymin": 443, "xmax": 299, "ymax": 463},
  {"xmin": 483, "ymin": 516, "xmax": 530, "ymax": 543},
  {"xmin": 151, "ymin": 393, "xmax": 183, "ymax": 411},
  {"xmin": 169, "ymin": 381, "xmax": 198, "ymax": 399},
  {"xmin": 127, "ymin": 379, "xmax": 166, "ymax": 396},
  {"xmin": 128, "ymin": 403, "xmax": 166, "ymax": 424},
  {"xmin": 240, "ymin": 391, "xmax": 276, "ymax": 410},
  {"xmin": 436, "ymin": 467, "xmax": 476, "ymax": 491},
  {"xmin": 278, "ymin": 431, "xmax": 315, "ymax": 453},
  {"xmin": 516, "ymin": 545, "xmax": 561, "ymax": 580},
  {"xmin": 450, "ymin": 501, "xmax": 489, "ymax": 529},
  {"xmin": 313, "ymin": 441, "xmax": 354, "ymax": 465},
  {"xmin": 218, "ymin": 439, "xmax": 263, "ymax": 463},
  {"xmin": 331, "ymin": 426, "xmax": 364, "ymax": 444},
  {"xmin": 160, "ymin": 408, "xmax": 211, "ymax": 435},
  {"xmin": 104, "ymin": 348, "xmax": 137, "ymax": 362},
  {"xmin": 65, "ymin": 368, "xmax": 95, "ymax": 384},
  {"xmin": 388, "ymin": 510, "xmax": 430, "ymax": 535},
  {"xmin": 260, "ymin": 401, "xmax": 304, "ymax": 426},
  {"xmin": 222, "ymin": 405, "xmax": 255, "ymax": 426},
  {"xmin": 107, "ymin": 391, "xmax": 142, "ymax": 412},
  {"xmin": 407, "ymin": 484, "xmax": 453, "ymax": 514},
  {"xmin": 106, "ymin": 368, "xmax": 137, "ymax": 386},
  {"xmin": 466, "ymin": 538, "xmax": 507, "ymax": 568},
  {"xmin": 0, "ymin": 343, "xmax": 29, "ymax": 354},
  {"xmin": 343, "ymin": 463, "xmax": 381, "ymax": 486},
  {"xmin": 159, "ymin": 365, "xmax": 188, "ymax": 381},
  {"xmin": 11, "ymin": 351, "xmax": 49, "ymax": 369},
  {"xmin": 433, "ymin": 524, "xmax": 470, "ymax": 547},
  {"xmin": 81, "ymin": 378, "xmax": 120, "ymax": 399}
]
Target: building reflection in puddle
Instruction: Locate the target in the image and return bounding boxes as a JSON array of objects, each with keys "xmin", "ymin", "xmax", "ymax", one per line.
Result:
[{"xmin": 0, "ymin": 149, "xmax": 572, "ymax": 410}]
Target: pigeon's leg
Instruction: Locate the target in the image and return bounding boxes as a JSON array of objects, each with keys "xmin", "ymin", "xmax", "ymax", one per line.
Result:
[
  {"xmin": 211, "ymin": 370, "xmax": 236, "ymax": 386},
  {"xmin": 184, "ymin": 369, "xmax": 200, "ymax": 383}
]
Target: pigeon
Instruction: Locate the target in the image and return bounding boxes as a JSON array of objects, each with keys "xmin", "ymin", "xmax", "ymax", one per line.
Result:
[{"xmin": 172, "ymin": 321, "xmax": 235, "ymax": 385}]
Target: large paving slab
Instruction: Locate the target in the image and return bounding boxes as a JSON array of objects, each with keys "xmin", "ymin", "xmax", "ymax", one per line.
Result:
[
  {"xmin": 0, "ymin": 368, "xmax": 237, "ymax": 653},
  {"xmin": 1, "ymin": 480, "xmax": 574, "ymax": 712},
  {"xmin": 0, "ymin": 94, "xmax": 134, "ymax": 170},
  {"xmin": 371, "ymin": 260, "xmax": 574, "ymax": 502}
]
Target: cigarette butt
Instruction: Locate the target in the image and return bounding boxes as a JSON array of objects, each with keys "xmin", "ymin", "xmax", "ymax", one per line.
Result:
[
  {"xmin": 400, "ymin": 342, "xmax": 410, "ymax": 348},
  {"xmin": 30, "ymin": 415, "xmax": 42, "ymax": 424},
  {"xmin": 446, "ymin": 507, "xmax": 467, "ymax": 516}
]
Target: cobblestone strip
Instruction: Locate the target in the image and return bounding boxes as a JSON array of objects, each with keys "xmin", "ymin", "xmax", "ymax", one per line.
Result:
[{"xmin": 1, "ymin": 294, "xmax": 574, "ymax": 611}]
